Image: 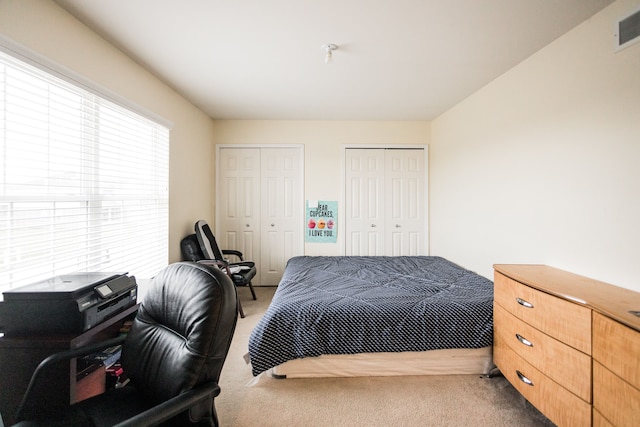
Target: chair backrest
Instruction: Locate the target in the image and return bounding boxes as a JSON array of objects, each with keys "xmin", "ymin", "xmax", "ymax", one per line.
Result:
[
  {"xmin": 180, "ymin": 233, "xmax": 206, "ymax": 261},
  {"xmin": 195, "ymin": 220, "xmax": 225, "ymax": 261},
  {"xmin": 120, "ymin": 262, "xmax": 237, "ymax": 414}
]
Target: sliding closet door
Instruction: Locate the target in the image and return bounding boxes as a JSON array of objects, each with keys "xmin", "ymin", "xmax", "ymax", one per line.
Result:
[{"xmin": 345, "ymin": 147, "xmax": 427, "ymax": 256}]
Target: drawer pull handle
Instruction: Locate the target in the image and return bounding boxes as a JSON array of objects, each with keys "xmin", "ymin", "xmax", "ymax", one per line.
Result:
[
  {"xmin": 516, "ymin": 333, "xmax": 533, "ymax": 347},
  {"xmin": 516, "ymin": 297, "xmax": 534, "ymax": 308},
  {"xmin": 516, "ymin": 370, "xmax": 534, "ymax": 386}
]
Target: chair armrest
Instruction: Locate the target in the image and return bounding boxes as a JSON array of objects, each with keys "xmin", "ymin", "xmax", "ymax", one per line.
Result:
[
  {"xmin": 113, "ymin": 381, "xmax": 221, "ymax": 427},
  {"xmin": 197, "ymin": 259, "xmax": 230, "ymax": 269},
  {"xmin": 222, "ymin": 249, "xmax": 244, "ymax": 261},
  {"xmin": 14, "ymin": 379, "xmax": 220, "ymax": 427},
  {"xmin": 15, "ymin": 336, "xmax": 126, "ymax": 421},
  {"xmin": 197, "ymin": 260, "xmax": 233, "ymax": 277}
]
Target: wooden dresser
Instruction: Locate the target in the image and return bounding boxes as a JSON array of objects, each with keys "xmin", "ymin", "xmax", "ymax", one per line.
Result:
[{"xmin": 493, "ymin": 264, "xmax": 640, "ymax": 427}]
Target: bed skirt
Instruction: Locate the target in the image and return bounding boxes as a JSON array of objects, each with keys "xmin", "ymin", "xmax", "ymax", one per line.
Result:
[{"xmin": 271, "ymin": 346, "xmax": 494, "ymax": 379}]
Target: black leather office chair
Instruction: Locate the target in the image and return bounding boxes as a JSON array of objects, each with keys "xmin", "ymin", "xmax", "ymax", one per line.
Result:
[{"xmin": 13, "ymin": 262, "xmax": 238, "ymax": 427}]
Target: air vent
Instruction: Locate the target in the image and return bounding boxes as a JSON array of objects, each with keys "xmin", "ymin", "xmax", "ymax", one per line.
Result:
[{"xmin": 616, "ymin": 6, "xmax": 640, "ymax": 51}]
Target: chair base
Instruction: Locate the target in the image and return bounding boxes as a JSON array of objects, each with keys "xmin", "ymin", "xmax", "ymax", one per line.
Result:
[
  {"xmin": 247, "ymin": 281, "xmax": 257, "ymax": 300},
  {"xmin": 238, "ymin": 299, "xmax": 245, "ymax": 318},
  {"xmin": 236, "ymin": 280, "xmax": 256, "ymax": 318}
]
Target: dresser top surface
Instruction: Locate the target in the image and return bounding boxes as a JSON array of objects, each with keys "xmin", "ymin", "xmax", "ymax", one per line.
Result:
[{"xmin": 494, "ymin": 264, "xmax": 640, "ymax": 332}]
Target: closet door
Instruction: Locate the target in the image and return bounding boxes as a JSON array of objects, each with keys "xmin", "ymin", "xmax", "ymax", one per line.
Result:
[
  {"xmin": 217, "ymin": 148, "xmax": 261, "ymax": 263},
  {"xmin": 385, "ymin": 149, "xmax": 426, "ymax": 256},
  {"xmin": 345, "ymin": 149, "xmax": 385, "ymax": 255},
  {"xmin": 345, "ymin": 147, "xmax": 427, "ymax": 256},
  {"xmin": 260, "ymin": 148, "xmax": 303, "ymax": 286},
  {"xmin": 217, "ymin": 146, "xmax": 303, "ymax": 286}
]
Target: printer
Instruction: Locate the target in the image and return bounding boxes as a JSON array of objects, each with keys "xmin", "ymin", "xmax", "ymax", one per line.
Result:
[{"xmin": 0, "ymin": 272, "xmax": 137, "ymax": 336}]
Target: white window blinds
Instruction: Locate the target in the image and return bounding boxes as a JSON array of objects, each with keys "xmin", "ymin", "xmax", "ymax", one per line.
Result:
[{"xmin": 0, "ymin": 48, "xmax": 169, "ymax": 297}]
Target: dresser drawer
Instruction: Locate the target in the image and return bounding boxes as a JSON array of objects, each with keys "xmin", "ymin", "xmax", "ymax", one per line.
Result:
[
  {"xmin": 494, "ymin": 332, "xmax": 591, "ymax": 427},
  {"xmin": 494, "ymin": 304, "xmax": 591, "ymax": 401},
  {"xmin": 494, "ymin": 272, "xmax": 591, "ymax": 354},
  {"xmin": 592, "ymin": 312, "xmax": 640, "ymax": 390},
  {"xmin": 593, "ymin": 409, "xmax": 614, "ymax": 427},
  {"xmin": 593, "ymin": 361, "xmax": 640, "ymax": 427}
]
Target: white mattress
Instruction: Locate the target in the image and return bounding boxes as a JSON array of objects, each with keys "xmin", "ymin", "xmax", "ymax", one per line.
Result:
[{"xmin": 271, "ymin": 346, "xmax": 494, "ymax": 379}]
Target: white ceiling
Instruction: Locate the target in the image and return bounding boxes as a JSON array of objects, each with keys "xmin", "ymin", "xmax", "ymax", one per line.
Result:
[{"xmin": 54, "ymin": 0, "xmax": 614, "ymax": 121}]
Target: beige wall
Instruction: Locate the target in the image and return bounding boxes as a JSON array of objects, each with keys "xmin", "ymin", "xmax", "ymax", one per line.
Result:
[
  {"xmin": 431, "ymin": 0, "xmax": 640, "ymax": 291},
  {"xmin": 0, "ymin": 0, "xmax": 216, "ymax": 265},
  {"xmin": 212, "ymin": 120, "xmax": 430, "ymax": 255}
]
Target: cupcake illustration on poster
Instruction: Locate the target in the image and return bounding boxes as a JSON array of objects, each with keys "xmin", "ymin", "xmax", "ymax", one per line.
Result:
[{"xmin": 305, "ymin": 200, "xmax": 338, "ymax": 243}]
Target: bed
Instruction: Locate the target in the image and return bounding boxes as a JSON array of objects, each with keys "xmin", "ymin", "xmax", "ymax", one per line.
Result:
[{"xmin": 248, "ymin": 256, "xmax": 494, "ymax": 378}]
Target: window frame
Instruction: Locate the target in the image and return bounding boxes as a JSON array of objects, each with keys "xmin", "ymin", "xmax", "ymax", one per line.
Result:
[{"xmin": 0, "ymin": 37, "xmax": 172, "ymax": 297}]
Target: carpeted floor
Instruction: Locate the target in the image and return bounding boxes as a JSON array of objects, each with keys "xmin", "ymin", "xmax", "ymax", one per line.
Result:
[{"xmin": 216, "ymin": 286, "xmax": 555, "ymax": 427}]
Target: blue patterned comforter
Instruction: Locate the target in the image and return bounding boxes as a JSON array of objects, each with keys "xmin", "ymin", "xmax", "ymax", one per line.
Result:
[{"xmin": 248, "ymin": 256, "xmax": 493, "ymax": 376}]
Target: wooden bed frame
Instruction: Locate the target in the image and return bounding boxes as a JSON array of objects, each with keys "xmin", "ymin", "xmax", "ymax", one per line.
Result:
[{"xmin": 271, "ymin": 346, "xmax": 494, "ymax": 379}]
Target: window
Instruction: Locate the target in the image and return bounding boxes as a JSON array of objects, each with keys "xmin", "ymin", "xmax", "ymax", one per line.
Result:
[{"xmin": 0, "ymin": 46, "xmax": 169, "ymax": 298}]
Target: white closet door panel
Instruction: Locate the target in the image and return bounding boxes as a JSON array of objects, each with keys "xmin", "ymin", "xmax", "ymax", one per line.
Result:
[
  {"xmin": 241, "ymin": 230, "xmax": 257, "ymax": 262},
  {"xmin": 349, "ymin": 233, "xmax": 362, "ymax": 256},
  {"xmin": 345, "ymin": 149, "xmax": 385, "ymax": 255},
  {"xmin": 222, "ymin": 230, "xmax": 238, "ymax": 253},
  {"xmin": 260, "ymin": 147, "xmax": 303, "ymax": 286},
  {"xmin": 408, "ymin": 231, "xmax": 421, "ymax": 255},
  {"xmin": 390, "ymin": 231, "xmax": 403, "ymax": 256},
  {"xmin": 282, "ymin": 230, "xmax": 297, "ymax": 267},
  {"xmin": 217, "ymin": 148, "xmax": 261, "ymax": 277},
  {"xmin": 241, "ymin": 177, "xmax": 258, "ymax": 218},
  {"xmin": 384, "ymin": 149, "xmax": 426, "ymax": 256},
  {"xmin": 261, "ymin": 228, "xmax": 286, "ymax": 287},
  {"xmin": 261, "ymin": 229, "xmax": 297, "ymax": 280},
  {"xmin": 263, "ymin": 228, "xmax": 279, "ymax": 274},
  {"xmin": 219, "ymin": 229, "xmax": 257, "ymax": 261},
  {"xmin": 388, "ymin": 230, "xmax": 422, "ymax": 256},
  {"xmin": 368, "ymin": 231, "xmax": 382, "ymax": 255}
]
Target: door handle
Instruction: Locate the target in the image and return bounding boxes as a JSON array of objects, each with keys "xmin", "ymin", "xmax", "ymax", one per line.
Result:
[
  {"xmin": 395, "ymin": 224, "xmax": 401, "ymax": 228},
  {"xmin": 371, "ymin": 224, "xmax": 377, "ymax": 228}
]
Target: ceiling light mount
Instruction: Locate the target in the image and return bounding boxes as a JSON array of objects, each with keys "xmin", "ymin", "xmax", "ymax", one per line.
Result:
[{"xmin": 321, "ymin": 43, "xmax": 339, "ymax": 64}]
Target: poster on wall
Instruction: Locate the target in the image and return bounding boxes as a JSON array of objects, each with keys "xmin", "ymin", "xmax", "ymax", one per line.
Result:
[{"xmin": 305, "ymin": 200, "xmax": 337, "ymax": 243}]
